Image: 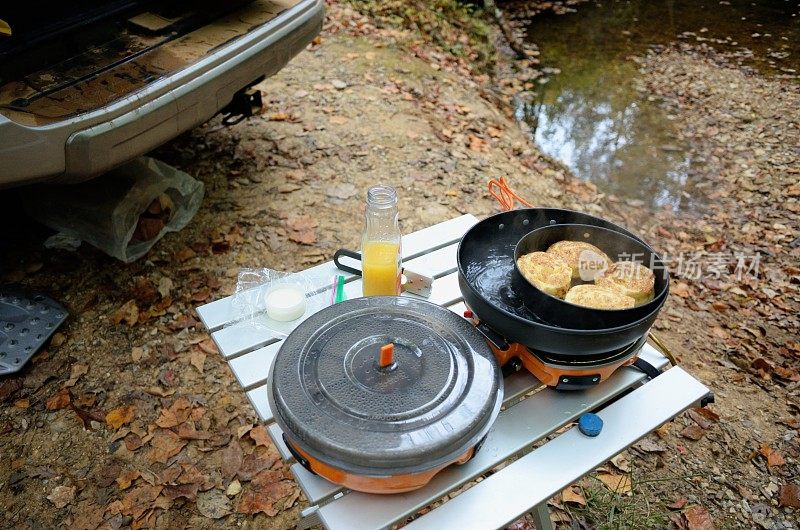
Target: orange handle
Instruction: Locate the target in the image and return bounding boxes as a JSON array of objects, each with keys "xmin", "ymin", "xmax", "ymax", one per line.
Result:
[
  {"xmin": 379, "ymin": 343, "xmax": 394, "ymax": 368},
  {"xmin": 488, "ymin": 176, "xmax": 533, "ymax": 211}
]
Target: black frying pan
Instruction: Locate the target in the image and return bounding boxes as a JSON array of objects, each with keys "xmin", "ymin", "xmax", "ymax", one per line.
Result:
[
  {"xmin": 513, "ymin": 223, "xmax": 668, "ymax": 330},
  {"xmin": 457, "ymin": 208, "xmax": 670, "ymax": 356}
]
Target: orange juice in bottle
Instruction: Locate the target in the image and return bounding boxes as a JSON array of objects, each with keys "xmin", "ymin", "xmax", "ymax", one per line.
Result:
[{"xmin": 361, "ymin": 185, "xmax": 401, "ymax": 296}]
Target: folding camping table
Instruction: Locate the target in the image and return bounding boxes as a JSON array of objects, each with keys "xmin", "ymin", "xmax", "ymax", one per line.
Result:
[{"xmin": 196, "ymin": 214, "xmax": 712, "ymax": 530}]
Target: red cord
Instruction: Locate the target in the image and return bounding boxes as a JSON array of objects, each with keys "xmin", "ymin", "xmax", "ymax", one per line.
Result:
[{"xmin": 488, "ymin": 176, "xmax": 534, "ymax": 211}]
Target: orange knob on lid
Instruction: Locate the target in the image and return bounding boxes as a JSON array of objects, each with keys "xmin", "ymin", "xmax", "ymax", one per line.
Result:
[{"xmin": 379, "ymin": 343, "xmax": 394, "ymax": 368}]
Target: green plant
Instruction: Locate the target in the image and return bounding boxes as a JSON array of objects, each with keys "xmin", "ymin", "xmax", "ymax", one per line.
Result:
[{"xmin": 562, "ymin": 466, "xmax": 704, "ymax": 529}]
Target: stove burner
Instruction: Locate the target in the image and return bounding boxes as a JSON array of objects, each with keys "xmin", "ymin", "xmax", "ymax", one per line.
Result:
[{"xmin": 470, "ymin": 316, "xmax": 648, "ymax": 390}]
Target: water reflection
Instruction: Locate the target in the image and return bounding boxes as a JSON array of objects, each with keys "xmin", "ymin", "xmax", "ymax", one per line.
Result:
[
  {"xmin": 517, "ymin": 71, "xmax": 691, "ymax": 210},
  {"xmin": 517, "ymin": 0, "xmax": 799, "ymax": 211}
]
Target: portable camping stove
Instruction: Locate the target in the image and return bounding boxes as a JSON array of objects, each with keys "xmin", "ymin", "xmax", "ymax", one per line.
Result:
[{"xmin": 463, "ymin": 310, "xmax": 655, "ymax": 390}]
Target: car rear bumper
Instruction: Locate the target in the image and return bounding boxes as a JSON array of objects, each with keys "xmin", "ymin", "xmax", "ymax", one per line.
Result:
[{"xmin": 0, "ymin": 0, "xmax": 324, "ymax": 187}]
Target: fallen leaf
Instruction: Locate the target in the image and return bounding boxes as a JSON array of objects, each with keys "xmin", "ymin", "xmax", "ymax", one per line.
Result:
[
  {"xmin": 198, "ymin": 339, "xmax": 218, "ymax": 355},
  {"xmin": 65, "ymin": 364, "xmax": 89, "ymax": 387},
  {"xmin": 221, "ymin": 441, "xmax": 244, "ymax": 480},
  {"xmin": 635, "ymin": 438, "xmax": 666, "ymax": 453},
  {"xmin": 237, "ymin": 424, "xmax": 254, "ymax": 439},
  {"xmin": 506, "ymin": 519, "xmax": 535, "ymax": 530},
  {"xmin": 112, "ymin": 299, "xmax": 139, "ymax": 326},
  {"xmin": 178, "ymin": 463, "xmax": 213, "ymax": 491},
  {"xmin": 191, "ymin": 287, "xmax": 211, "ymax": 303},
  {"xmin": 120, "ymin": 484, "xmax": 162, "ymax": 520},
  {"xmin": 487, "ymin": 126, "xmax": 503, "ymax": 138},
  {"xmin": 691, "ymin": 407, "xmax": 719, "ymax": 423},
  {"xmin": 71, "ymin": 403, "xmax": 104, "ymax": 430},
  {"xmin": 654, "ymin": 423, "xmax": 671, "ymax": 438},
  {"xmin": 146, "ymin": 429, "xmax": 187, "ymax": 464},
  {"xmin": 106, "ymin": 405, "xmax": 137, "ymax": 430},
  {"xmin": 673, "ymin": 282, "xmax": 691, "ymax": 298},
  {"xmin": 680, "ymin": 425, "xmax": 705, "ymax": 441},
  {"xmin": 686, "ymin": 409, "xmax": 714, "ymax": 430},
  {"xmin": 669, "ymin": 497, "xmax": 688, "ymax": 510},
  {"xmin": 163, "ymin": 483, "xmax": 199, "ymax": 501},
  {"xmin": 131, "ymin": 276, "xmax": 158, "ymax": 305},
  {"xmin": 174, "ymin": 423, "xmax": 211, "ymax": 440},
  {"xmin": 14, "ymin": 399, "xmax": 29, "ymax": 409},
  {"xmin": 0, "ymin": 378, "xmax": 22, "ymax": 401},
  {"xmin": 683, "ymin": 505, "xmax": 715, "ymax": 530},
  {"xmin": 155, "ymin": 398, "xmax": 191, "ymax": 428},
  {"xmin": 610, "ymin": 453, "xmax": 631, "ymax": 473},
  {"xmin": 190, "ymin": 351, "xmax": 206, "ymax": 374},
  {"xmin": 197, "ymin": 489, "xmax": 232, "ymax": 519},
  {"xmin": 250, "ymin": 425, "xmax": 271, "ymax": 448},
  {"xmin": 125, "ymin": 432, "xmax": 144, "ymax": 451},
  {"xmin": 596, "ymin": 472, "xmax": 632, "ymax": 494},
  {"xmin": 226, "ymin": 479, "xmax": 243, "ymax": 497},
  {"xmin": 759, "ymin": 444, "xmax": 786, "ymax": 467},
  {"xmin": 778, "ymin": 483, "xmax": 800, "ymax": 508},
  {"xmin": 235, "ymin": 479, "xmax": 296, "ymax": 516},
  {"xmin": 329, "ymin": 115, "xmax": 349, "ymax": 125},
  {"xmin": 467, "ymin": 134, "xmax": 488, "ymax": 152},
  {"xmin": 237, "ymin": 453, "xmax": 277, "ymax": 482},
  {"xmin": 561, "ymin": 485, "xmax": 586, "ymax": 506},
  {"xmin": 157, "ymin": 277, "xmax": 174, "ymax": 298},
  {"xmin": 50, "ymin": 332, "xmax": 66, "ymax": 347},
  {"xmin": 131, "ymin": 346, "xmax": 145, "ymax": 362},
  {"xmin": 71, "ymin": 505, "xmax": 104, "ymax": 530},
  {"xmin": 46, "ymin": 485, "xmax": 76, "ymax": 508},
  {"xmin": 117, "ymin": 469, "xmax": 140, "ymax": 490},
  {"xmin": 46, "ymin": 388, "xmax": 71, "ymax": 411},
  {"xmin": 174, "ymin": 247, "xmax": 196, "ymax": 262},
  {"xmin": 284, "ymin": 215, "xmax": 318, "ymax": 245}
]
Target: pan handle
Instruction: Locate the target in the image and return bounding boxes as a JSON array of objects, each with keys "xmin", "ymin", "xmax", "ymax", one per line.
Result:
[
  {"xmin": 473, "ymin": 321, "xmax": 510, "ymax": 352},
  {"xmin": 333, "ymin": 248, "xmax": 362, "ymax": 276}
]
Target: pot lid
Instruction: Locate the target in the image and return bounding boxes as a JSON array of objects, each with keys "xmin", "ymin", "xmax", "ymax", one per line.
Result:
[{"xmin": 269, "ymin": 296, "xmax": 503, "ymax": 476}]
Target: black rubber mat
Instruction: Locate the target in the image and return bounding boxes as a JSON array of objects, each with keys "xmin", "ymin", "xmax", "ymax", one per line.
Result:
[{"xmin": 0, "ymin": 287, "xmax": 67, "ymax": 375}]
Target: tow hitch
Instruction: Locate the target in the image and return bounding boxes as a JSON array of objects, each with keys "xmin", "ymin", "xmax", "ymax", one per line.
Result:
[{"xmin": 220, "ymin": 86, "xmax": 263, "ymax": 125}]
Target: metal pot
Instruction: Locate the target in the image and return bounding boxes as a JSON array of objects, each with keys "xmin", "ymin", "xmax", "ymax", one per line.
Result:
[{"xmin": 268, "ymin": 296, "xmax": 503, "ymax": 494}]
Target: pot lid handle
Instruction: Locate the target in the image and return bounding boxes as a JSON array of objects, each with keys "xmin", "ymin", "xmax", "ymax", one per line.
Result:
[{"xmin": 379, "ymin": 343, "xmax": 394, "ymax": 369}]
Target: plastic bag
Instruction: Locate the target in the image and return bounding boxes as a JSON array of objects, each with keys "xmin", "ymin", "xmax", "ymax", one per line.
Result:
[
  {"xmin": 231, "ymin": 268, "xmax": 326, "ymax": 337},
  {"xmin": 20, "ymin": 156, "xmax": 204, "ymax": 262}
]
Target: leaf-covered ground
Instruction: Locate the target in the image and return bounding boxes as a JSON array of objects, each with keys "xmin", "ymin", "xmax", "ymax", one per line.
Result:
[{"xmin": 1, "ymin": 2, "xmax": 798, "ymax": 529}]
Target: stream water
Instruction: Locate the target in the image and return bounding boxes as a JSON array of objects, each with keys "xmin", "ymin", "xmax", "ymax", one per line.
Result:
[{"xmin": 515, "ymin": 0, "xmax": 799, "ymax": 211}]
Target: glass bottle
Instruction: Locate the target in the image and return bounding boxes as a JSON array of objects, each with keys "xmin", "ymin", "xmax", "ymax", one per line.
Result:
[{"xmin": 361, "ymin": 185, "xmax": 402, "ymax": 297}]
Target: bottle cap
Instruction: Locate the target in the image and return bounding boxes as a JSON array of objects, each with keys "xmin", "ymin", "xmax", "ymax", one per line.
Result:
[{"xmin": 578, "ymin": 413, "xmax": 603, "ymax": 437}]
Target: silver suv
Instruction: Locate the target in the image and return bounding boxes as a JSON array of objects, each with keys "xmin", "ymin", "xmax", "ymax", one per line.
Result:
[{"xmin": 0, "ymin": 0, "xmax": 324, "ymax": 188}]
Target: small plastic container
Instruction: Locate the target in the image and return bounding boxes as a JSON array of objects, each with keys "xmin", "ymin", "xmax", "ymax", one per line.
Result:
[{"xmin": 265, "ymin": 284, "xmax": 307, "ymax": 322}]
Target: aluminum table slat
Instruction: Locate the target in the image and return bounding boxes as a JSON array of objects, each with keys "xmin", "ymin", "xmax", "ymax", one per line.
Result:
[
  {"xmin": 268, "ymin": 423, "xmax": 293, "ymax": 462},
  {"xmin": 399, "ymin": 367, "xmax": 709, "ymax": 530},
  {"xmin": 228, "ymin": 342, "xmax": 282, "ymax": 390},
  {"xmin": 316, "ymin": 346, "xmax": 671, "ymax": 530},
  {"xmin": 244, "ymin": 384, "xmax": 272, "ymax": 423}
]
